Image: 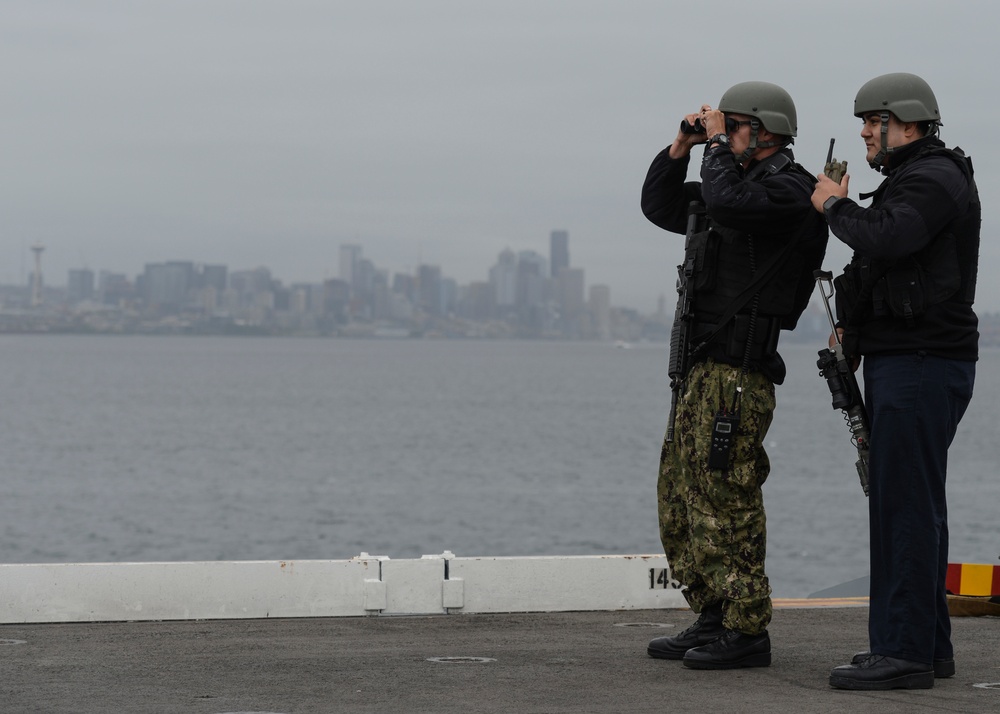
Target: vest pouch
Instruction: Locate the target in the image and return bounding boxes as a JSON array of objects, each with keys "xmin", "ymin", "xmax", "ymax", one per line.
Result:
[
  {"xmin": 876, "ymin": 232, "xmax": 961, "ymax": 324},
  {"xmin": 879, "ymin": 259, "xmax": 925, "ymax": 324},
  {"xmin": 687, "ymin": 229, "xmax": 719, "ymax": 292},
  {"xmin": 833, "ymin": 269, "xmax": 858, "ymax": 323}
]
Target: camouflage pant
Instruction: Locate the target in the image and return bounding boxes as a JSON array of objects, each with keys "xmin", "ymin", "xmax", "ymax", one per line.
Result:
[{"xmin": 658, "ymin": 358, "xmax": 775, "ymax": 634}]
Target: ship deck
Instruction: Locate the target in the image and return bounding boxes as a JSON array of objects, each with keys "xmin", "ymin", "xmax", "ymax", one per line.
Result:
[{"xmin": 3, "ymin": 602, "xmax": 998, "ymax": 713}]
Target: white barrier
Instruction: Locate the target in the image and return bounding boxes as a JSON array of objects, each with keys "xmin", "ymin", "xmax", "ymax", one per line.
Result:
[{"xmin": 0, "ymin": 553, "xmax": 686, "ymax": 624}]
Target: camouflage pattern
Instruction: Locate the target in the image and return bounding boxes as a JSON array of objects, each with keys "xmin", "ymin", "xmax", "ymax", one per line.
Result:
[{"xmin": 658, "ymin": 357, "xmax": 776, "ymax": 634}]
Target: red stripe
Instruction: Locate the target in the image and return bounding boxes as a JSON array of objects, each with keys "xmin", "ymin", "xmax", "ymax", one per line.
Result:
[
  {"xmin": 993, "ymin": 565, "xmax": 1000, "ymax": 596},
  {"xmin": 946, "ymin": 563, "xmax": 962, "ymax": 595}
]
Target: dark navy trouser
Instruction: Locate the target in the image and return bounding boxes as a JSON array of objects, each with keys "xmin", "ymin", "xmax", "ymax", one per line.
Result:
[{"xmin": 864, "ymin": 353, "xmax": 975, "ymax": 663}]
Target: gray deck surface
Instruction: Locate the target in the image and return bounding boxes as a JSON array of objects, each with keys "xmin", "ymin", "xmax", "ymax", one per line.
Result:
[{"xmin": 1, "ymin": 606, "xmax": 997, "ymax": 713}]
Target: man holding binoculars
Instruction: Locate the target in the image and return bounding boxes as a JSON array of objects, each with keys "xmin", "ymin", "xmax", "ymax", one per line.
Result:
[{"xmin": 640, "ymin": 81, "xmax": 827, "ymax": 669}]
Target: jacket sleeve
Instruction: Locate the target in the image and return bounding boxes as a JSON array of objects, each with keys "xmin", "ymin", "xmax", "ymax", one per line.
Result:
[
  {"xmin": 640, "ymin": 146, "xmax": 703, "ymax": 235},
  {"xmin": 826, "ymin": 157, "xmax": 970, "ymax": 260}
]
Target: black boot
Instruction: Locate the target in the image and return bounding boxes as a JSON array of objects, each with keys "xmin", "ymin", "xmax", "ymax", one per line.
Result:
[
  {"xmin": 681, "ymin": 629, "xmax": 771, "ymax": 669},
  {"xmin": 851, "ymin": 650, "xmax": 955, "ymax": 678},
  {"xmin": 830, "ymin": 654, "xmax": 933, "ymax": 690},
  {"xmin": 647, "ymin": 604, "xmax": 724, "ymax": 660}
]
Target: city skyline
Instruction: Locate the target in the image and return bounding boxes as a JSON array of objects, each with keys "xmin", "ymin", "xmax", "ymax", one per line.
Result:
[
  {"xmin": 19, "ymin": 229, "xmax": 641, "ymax": 314},
  {"xmin": 5, "ymin": 228, "xmax": 653, "ymax": 342}
]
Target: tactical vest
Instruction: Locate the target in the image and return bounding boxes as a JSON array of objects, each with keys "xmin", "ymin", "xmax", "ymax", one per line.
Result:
[
  {"xmin": 835, "ymin": 146, "xmax": 980, "ymax": 327},
  {"xmin": 684, "ymin": 154, "xmax": 821, "ymax": 361}
]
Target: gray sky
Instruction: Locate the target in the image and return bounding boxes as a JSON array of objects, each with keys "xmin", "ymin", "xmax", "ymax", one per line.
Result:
[{"xmin": 2, "ymin": 0, "xmax": 997, "ymax": 313}]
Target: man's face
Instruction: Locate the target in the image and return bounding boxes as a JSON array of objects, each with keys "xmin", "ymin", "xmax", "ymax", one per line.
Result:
[
  {"xmin": 724, "ymin": 113, "xmax": 755, "ymax": 159},
  {"xmin": 860, "ymin": 112, "xmax": 910, "ymax": 165}
]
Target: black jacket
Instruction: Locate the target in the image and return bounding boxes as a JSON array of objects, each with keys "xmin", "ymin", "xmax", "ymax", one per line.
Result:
[
  {"xmin": 826, "ymin": 136, "xmax": 980, "ymax": 361},
  {"xmin": 642, "ymin": 143, "xmax": 829, "ymax": 382}
]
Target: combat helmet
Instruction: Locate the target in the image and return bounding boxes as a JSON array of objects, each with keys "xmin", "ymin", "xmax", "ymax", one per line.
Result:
[
  {"xmin": 854, "ymin": 72, "xmax": 941, "ymax": 169},
  {"xmin": 718, "ymin": 81, "xmax": 797, "ymax": 161}
]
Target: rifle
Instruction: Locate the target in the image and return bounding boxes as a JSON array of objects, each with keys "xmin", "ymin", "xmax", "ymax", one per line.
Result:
[
  {"xmin": 813, "ymin": 269, "xmax": 870, "ymax": 496},
  {"xmin": 665, "ymin": 201, "xmax": 707, "ymax": 442}
]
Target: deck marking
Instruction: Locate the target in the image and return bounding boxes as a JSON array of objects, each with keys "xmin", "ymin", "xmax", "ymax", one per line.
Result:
[{"xmin": 773, "ymin": 597, "xmax": 868, "ymax": 609}]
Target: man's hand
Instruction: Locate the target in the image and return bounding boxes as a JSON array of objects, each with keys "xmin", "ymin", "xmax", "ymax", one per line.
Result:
[
  {"xmin": 669, "ymin": 105, "xmax": 713, "ymax": 159},
  {"xmin": 829, "ymin": 328, "xmax": 861, "ymax": 372},
  {"xmin": 700, "ymin": 107, "xmax": 725, "ymax": 137},
  {"xmin": 811, "ymin": 172, "xmax": 849, "ymax": 213},
  {"xmin": 828, "ymin": 328, "xmax": 842, "ymax": 349}
]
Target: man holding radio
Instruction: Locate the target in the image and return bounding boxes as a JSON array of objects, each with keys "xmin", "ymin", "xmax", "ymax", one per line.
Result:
[{"xmin": 812, "ymin": 72, "xmax": 980, "ymax": 691}]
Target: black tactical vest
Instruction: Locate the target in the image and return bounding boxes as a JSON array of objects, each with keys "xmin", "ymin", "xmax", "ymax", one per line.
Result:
[
  {"xmin": 835, "ymin": 146, "xmax": 980, "ymax": 327},
  {"xmin": 683, "ymin": 154, "xmax": 824, "ymax": 361}
]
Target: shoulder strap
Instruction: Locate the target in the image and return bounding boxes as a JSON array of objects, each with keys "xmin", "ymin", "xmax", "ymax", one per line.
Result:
[{"xmin": 745, "ymin": 152, "xmax": 793, "ymax": 181}]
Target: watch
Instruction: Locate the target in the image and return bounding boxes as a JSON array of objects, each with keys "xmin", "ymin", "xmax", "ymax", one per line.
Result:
[
  {"xmin": 708, "ymin": 133, "xmax": 729, "ymax": 147},
  {"xmin": 823, "ymin": 195, "xmax": 841, "ymax": 213}
]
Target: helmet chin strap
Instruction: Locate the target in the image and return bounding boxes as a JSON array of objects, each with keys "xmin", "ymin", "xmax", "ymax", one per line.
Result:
[
  {"xmin": 738, "ymin": 119, "xmax": 790, "ymax": 162},
  {"xmin": 868, "ymin": 111, "xmax": 891, "ymax": 170}
]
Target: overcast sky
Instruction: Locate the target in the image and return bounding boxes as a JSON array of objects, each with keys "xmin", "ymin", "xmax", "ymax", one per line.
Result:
[{"xmin": 2, "ymin": 1, "xmax": 997, "ymax": 313}]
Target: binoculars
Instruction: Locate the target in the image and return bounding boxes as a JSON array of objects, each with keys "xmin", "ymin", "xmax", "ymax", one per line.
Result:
[{"xmin": 680, "ymin": 118, "xmax": 706, "ymax": 135}]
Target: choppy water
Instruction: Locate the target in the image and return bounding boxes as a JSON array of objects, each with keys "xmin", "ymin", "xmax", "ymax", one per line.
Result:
[{"xmin": 1, "ymin": 335, "xmax": 996, "ymax": 598}]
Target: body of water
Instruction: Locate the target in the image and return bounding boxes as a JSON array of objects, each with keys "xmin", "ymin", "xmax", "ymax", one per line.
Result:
[{"xmin": 1, "ymin": 335, "xmax": 996, "ymax": 598}]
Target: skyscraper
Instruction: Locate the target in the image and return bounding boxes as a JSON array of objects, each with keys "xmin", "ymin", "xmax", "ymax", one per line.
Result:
[
  {"xmin": 516, "ymin": 250, "xmax": 548, "ymax": 310},
  {"xmin": 489, "ymin": 249, "xmax": 518, "ymax": 308},
  {"xmin": 417, "ymin": 264, "xmax": 442, "ymax": 316},
  {"xmin": 141, "ymin": 261, "xmax": 194, "ymax": 308},
  {"xmin": 589, "ymin": 284, "xmax": 611, "ymax": 341},
  {"xmin": 549, "ymin": 230, "xmax": 569, "ymax": 278},
  {"xmin": 30, "ymin": 243, "xmax": 44, "ymax": 306},
  {"xmin": 201, "ymin": 265, "xmax": 228, "ymax": 293},
  {"xmin": 339, "ymin": 244, "xmax": 362, "ymax": 287},
  {"xmin": 556, "ymin": 267, "xmax": 585, "ymax": 318},
  {"xmin": 67, "ymin": 268, "xmax": 95, "ymax": 303}
]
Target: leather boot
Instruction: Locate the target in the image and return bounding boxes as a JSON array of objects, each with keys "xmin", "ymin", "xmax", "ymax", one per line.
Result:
[
  {"xmin": 647, "ymin": 603, "xmax": 724, "ymax": 660},
  {"xmin": 682, "ymin": 629, "xmax": 771, "ymax": 669},
  {"xmin": 852, "ymin": 650, "xmax": 955, "ymax": 678},
  {"xmin": 830, "ymin": 654, "xmax": 933, "ymax": 690}
]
